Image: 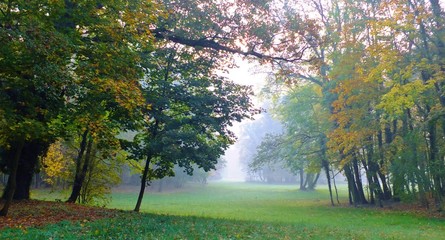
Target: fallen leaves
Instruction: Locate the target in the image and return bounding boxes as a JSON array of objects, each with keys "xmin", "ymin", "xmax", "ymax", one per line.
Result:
[{"xmin": 0, "ymin": 199, "xmax": 118, "ymax": 229}]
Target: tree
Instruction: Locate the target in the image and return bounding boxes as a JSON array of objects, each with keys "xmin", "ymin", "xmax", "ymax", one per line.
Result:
[
  {"xmin": 40, "ymin": 140, "xmax": 72, "ymax": 188},
  {"xmin": 0, "ymin": 0, "xmax": 75, "ymax": 214},
  {"xmin": 124, "ymin": 46, "xmax": 258, "ymax": 212},
  {"xmin": 0, "ymin": 0, "xmax": 161, "ymax": 215},
  {"xmin": 234, "ymin": 105, "xmax": 283, "ymax": 182},
  {"xmin": 251, "ymin": 84, "xmax": 332, "ymax": 200},
  {"xmin": 250, "ymin": 133, "xmax": 314, "ymax": 187}
]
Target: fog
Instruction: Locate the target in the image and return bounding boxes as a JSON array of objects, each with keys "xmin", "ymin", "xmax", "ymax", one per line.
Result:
[
  {"xmin": 219, "ymin": 58, "xmax": 271, "ymax": 182},
  {"xmin": 220, "ymin": 142, "xmax": 246, "ymax": 182}
]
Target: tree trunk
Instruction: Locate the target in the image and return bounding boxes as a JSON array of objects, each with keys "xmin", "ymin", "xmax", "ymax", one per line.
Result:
[
  {"xmin": 352, "ymin": 158, "xmax": 368, "ymax": 204},
  {"xmin": 158, "ymin": 179, "xmax": 164, "ymax": 192},
  {"xmin": 372, "ymin": 174, "xmax": 384, "ymax": 207},
  {"xmin": 0, "ymin": 140, "xmax": 24, "ymax": 216},
  {"xmin": 361, "ymin": 158, "xmax": 375, "ymax": 204},
  {"xmin": 427, "ymin": 121, "xmax": 443, "ymax": 209},
  {"xmin": 80, "ymin": 146, "xmax": 97, "ymax": 205},
  {"xmin": 66, "ymin": 129, "xmax": 89, "ymax": 202},
  {"xmin": 332, "ymin": 169, "xmax": 340, "ymax": 204},
  {"xmin": 134, "ymin": 156, "xmax": 151, "ymax": 212},
  {"xmin": 299, "ymin": 168, "xmax": 306, "ymax": 190},
  {"xmin": 303, "ymin": 172, "xmax": 311, "ymax": 190},
  {"xmin": 377, "ymin": 129, "xmax": 392, "ymax": 200},
  {"xmin": 366, "ymin": 140, "xmax": 384, "ymax": 206},
  {"xmin": 2, "ymin": 140, "xmax": 50, "ymax": 200},
  {"xmin": 14, "ymin": 142, "xmax": 39, "ymax": 200},
  {"xmin": 320, "ymin": 135, "xmax": 334, "ymax": 205},
  {"xmin": 344, "ymin": 164, "xmax": 358, "ymax": 205},
  {"xmin": 323, "ymin": 159, "xmax": 334, "ymax": 206},
  {"xmin": 413, "ymin": 0, "xmax": 444, "ymax": 208},
  {"xmin": 67, "ymin": 133, "xmax": 93, "ymax": 203},
  {"xmin": 34, "ymin": 173, "xmax": 40, "ymax": 189},
  {"xmin": 417, "ymin": 152, "xmax": 430, "ymax": 208},
  {"xmin": 307, "ymin": 172, "xmax": 320, "ymax": 190}
]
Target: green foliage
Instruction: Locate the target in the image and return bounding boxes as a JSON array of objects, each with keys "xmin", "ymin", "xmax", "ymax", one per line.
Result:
[
  {"xmin": 235, "ymin": 110, "xmax": 282, "ymax": 181},
  {"xmin": 78, "ymin": 149, "xmax": 126, "ymax": 206},
  {"xmin": 0, "ymin": 0, "xmax": 162, "ymax": 207},
  {"xmin": 251, "ymin": 84, "xmax": 329, "ymax": 187},
  {"xmin": 0, "ymin": 0, "xmax": 161, "ymax": 144},
  {"xmin": 40, "ymin": 138, "xmax": 128, "ymax": 205},
  {"xmin": 0, "ymin": 1, "xmax": 71, "ymax": 149},
  {"xmin": 249, "ymin": 133, "xmax": 295, "ymax": 183},
  {"xmin": 250, "ymin": 133, "xmax": 288, "ymax": 172},
  {"xmin": 125, "ymin": 46, "xmax": 259, "ymax": 181}
]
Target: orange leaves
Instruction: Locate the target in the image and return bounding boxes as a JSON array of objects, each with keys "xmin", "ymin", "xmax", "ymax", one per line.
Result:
[
  {"xmin": 0, "ymin": 200, "xmax": 116, "ymax": 229},
  {"xmin": 328, "ymin": 125, "xmax": 374, "ymax": 160},
  {"xmin": 100, "ymin": 79, "xmax": 145, "ymax": 114},
  {"xmin": 327, "ymin": 51, "xmax": 380, "ymax": 161}
]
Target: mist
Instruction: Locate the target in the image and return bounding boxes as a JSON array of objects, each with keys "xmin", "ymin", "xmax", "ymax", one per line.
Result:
[
  {"xmin": 220, "ymin": 143, "xmax": 246, "ymax": 182},
  {"xmin": 217, "ymin": 59, "xmax": 277, "ymax": 182}
]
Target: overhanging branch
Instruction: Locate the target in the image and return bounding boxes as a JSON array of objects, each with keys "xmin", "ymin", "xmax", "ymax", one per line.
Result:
[{"xmin": 152, "ymin": 28, "xmax": 303, "ymax": 63}]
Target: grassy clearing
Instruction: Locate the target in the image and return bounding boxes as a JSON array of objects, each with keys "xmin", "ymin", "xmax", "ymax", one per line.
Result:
[
  {"xmin": 109, "ymin": 182, "xmax": 445, "ymax": 239},
  {"xmin": 2, "ymin": 182, "xmax": 445, "ymax": 239}
]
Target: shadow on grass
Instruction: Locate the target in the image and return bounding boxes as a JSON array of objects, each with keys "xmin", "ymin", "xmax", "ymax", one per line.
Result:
[{"xmin": 0, "ymin": 210, "xmax": 438, "ymax": 240}]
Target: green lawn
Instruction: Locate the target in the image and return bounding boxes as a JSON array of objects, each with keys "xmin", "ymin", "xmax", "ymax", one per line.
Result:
[{"xmin": 2, "ymin": 182, "xmax": 445, "ymax": 239}]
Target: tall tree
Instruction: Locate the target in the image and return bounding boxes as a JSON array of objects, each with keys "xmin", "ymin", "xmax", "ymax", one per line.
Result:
[
  {"xmin": 124, "ymin": 46, "xmax": 258, "ymax": 212},
  {"xmin": 0, "ymin": 0, "xmax": 74, "ymax": 204}
]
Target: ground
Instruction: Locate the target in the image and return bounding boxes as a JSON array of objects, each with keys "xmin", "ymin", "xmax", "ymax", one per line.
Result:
[
  {"xmin": 0, "ymin": 197, "xmax": 443, "ymax": 230},
  {"xmin": 0, "ymin": 200, "xmax": 119, "ymax": 229},
  {"xmin": 1, "ymin": 184, "xmax": 445, "ymax": 239}
]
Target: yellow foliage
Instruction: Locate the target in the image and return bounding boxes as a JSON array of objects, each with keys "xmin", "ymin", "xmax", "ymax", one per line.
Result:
[
  {"xmin": 377, "ymin": 80, "xmax": 432, "ymax": 117},
  {"xmin": 41, "ymin": 141, "xmax": 72, "ymax": 185}
]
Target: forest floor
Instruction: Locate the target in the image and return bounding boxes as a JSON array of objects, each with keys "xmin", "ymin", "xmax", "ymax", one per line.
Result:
[
  {"xmin": 340, "ymin": 200, "xmax": 445, "ymax": 219},
  {"xmin": 0, "ymin": 199, "xmax": 120, "ymax": 229}
]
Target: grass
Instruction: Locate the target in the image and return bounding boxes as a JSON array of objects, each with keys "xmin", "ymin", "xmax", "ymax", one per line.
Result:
[{"xmin": 1, "ymin": 182, "xmax": 445, "ymax": 239}]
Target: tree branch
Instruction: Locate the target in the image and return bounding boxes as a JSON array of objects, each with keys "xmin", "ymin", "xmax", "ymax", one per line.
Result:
[{"xmin": 152, "ymin": 28, "xmax": 303, "ymax": 63}]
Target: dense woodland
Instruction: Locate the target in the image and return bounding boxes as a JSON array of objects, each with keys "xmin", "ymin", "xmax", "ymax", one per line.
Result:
[
  {"xmin": 249, "ymin": 0, "xmax": 445, "ymax": 209},
  {"xmin": 1, "ymin": 0, "xmax": 445, "ymax": 217}
]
